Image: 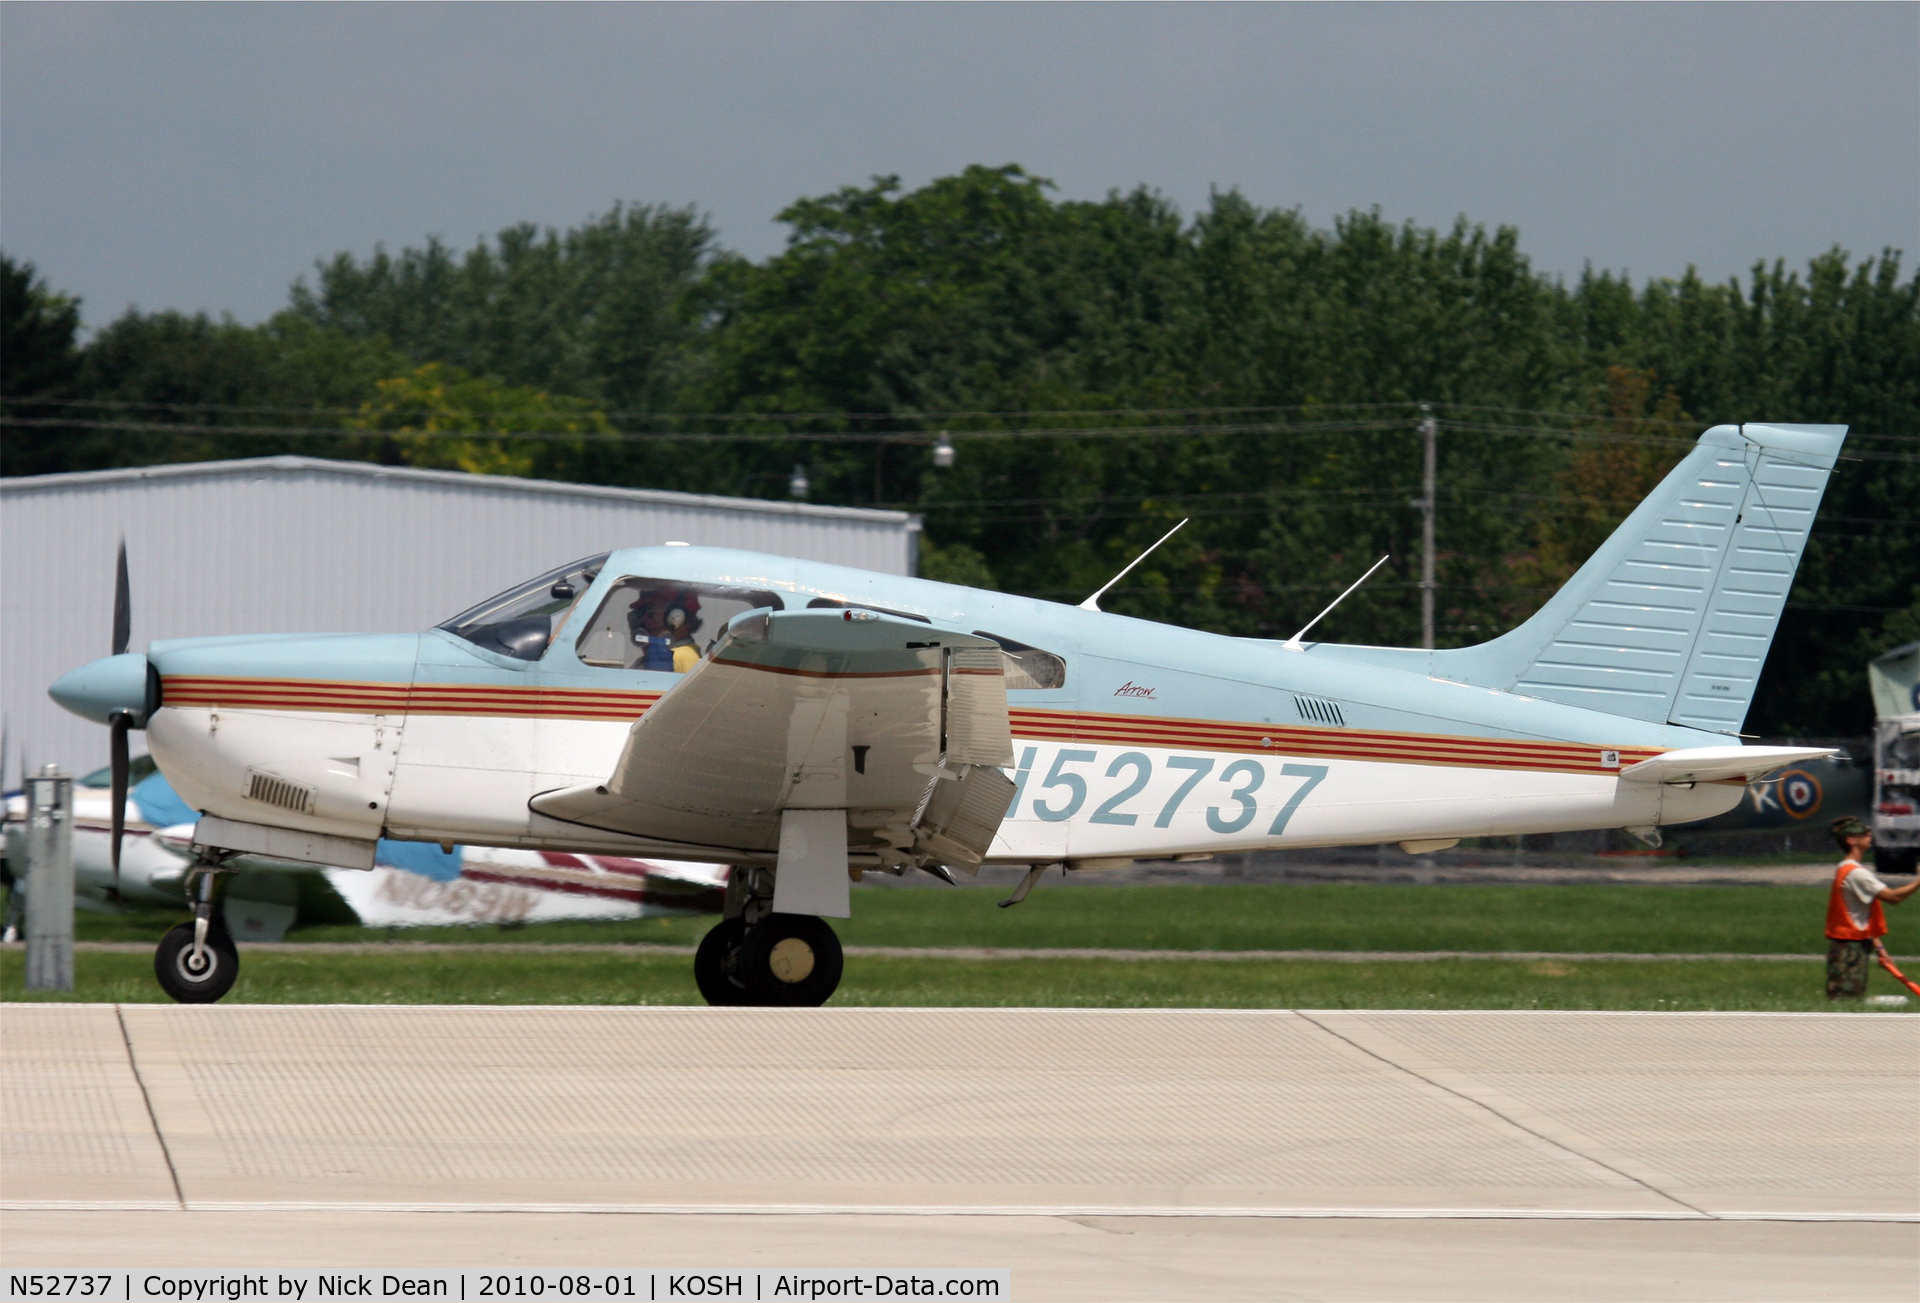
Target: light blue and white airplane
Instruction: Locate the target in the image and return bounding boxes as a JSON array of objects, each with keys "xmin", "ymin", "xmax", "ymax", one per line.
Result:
[{"xmin": 47, "ymin": 423, "xmax": 1849, "ymax": 1005}]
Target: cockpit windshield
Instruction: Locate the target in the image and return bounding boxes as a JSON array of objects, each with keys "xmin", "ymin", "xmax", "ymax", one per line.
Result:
[{"xmin": 437, "ymin": 554, "xmax": 611, "ymax": 662}]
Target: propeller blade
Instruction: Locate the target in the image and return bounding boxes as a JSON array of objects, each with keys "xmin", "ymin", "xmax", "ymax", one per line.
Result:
[
  {"xmin": 109, "ymin": 715, "xmax": 131, "ymax": 895},
  {"xmin": 113, "ymin": 540, "xmax": 131, "ymax": 657}
]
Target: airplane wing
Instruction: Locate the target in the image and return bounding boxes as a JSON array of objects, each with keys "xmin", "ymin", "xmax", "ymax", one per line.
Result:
[
  {"xmin": 1619, "ymin": 744, "xmax": 1836, "ymax": 785},
  {"xmin": 531, "ymin": 608, "xmax": 1016, "ymax": 891}
]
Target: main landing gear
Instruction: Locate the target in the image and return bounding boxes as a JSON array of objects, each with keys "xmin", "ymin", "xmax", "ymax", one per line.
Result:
[
  {"xmin": 694, "ymin": 867, "xmax": 844, "ymax": 1007},
  {"xmin": 154, "ymin": 856, "xmax": 239, "ymax": 1003}
]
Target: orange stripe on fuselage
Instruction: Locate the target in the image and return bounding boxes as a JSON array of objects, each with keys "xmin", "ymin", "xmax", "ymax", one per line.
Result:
[
  {"xmin": 158, "ymin": 675, "xmax": 1661, "ymax": 775},
  {"xmin": 162, "ymin": 675, "xmax": 660, "ymax": 721},
  {"xmin": 1007, "ymin": 707, "xmax": 1659, "ymax": 775}
]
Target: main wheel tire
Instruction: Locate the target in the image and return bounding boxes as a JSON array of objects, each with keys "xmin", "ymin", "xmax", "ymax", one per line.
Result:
[
  {"xmin": 694, "ymin": 916, "xmax": 752, "ymax": 1006},
  {"xmin": 739, "ymin": 913, "xmax": 843, "ymax": 1007},
  {"xmin": 154, "ymin": 921, "xmax": 239, "ymax": 1003}
]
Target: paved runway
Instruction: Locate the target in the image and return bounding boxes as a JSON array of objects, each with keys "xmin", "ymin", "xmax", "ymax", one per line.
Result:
[{"xmin": 4, "ymin": 1005, "xmax": 1916, "ymax": 1300}]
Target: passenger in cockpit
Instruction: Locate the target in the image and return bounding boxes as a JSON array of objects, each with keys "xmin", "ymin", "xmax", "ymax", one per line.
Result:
[
  {"xmin": 629, "ymin": 586, "xmax": 703, "ymax": 673},
  {"xmin": 667, "ymin": 593, "xmax": 704, "ymax": 671}
]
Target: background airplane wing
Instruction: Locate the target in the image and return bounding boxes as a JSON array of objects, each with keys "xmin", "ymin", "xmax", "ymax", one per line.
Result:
[{"xmin": 531, "ymin": 609, "xmax": 1016, "ymax": 869}]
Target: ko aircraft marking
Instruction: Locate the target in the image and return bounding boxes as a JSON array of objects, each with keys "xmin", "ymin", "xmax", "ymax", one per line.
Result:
[{"xmin": 47, "ymin": 422, "xmax": 1850, "ymax": 1005}]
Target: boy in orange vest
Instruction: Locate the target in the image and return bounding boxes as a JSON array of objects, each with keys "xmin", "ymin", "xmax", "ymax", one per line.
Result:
[{"xmin": 1826, "ymin": 816, "xmax": 1920, "ymax": 998}]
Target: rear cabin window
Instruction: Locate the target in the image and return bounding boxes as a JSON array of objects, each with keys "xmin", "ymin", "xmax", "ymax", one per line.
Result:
[
  {"xmin": 976, "ymin": 632, "xmax": 1068, "ymax": 690},
  {"xmin": 576, "ymin": 578, "xmax": 785, "ymax": 673}
]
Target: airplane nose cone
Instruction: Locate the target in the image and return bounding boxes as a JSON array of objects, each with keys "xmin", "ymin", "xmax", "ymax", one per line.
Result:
[{"xmin": 49, "ymin": 652, "xmax": 156, "ymax": 726}]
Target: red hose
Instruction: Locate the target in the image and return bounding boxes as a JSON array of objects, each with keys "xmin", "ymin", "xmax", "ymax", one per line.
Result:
[{"xmin": 1873, "ymin": 941, "xmax": 1920, "ymax": 997}]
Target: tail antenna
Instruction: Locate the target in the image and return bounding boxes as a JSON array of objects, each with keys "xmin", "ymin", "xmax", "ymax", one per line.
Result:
[
  {"xmin": 1079, "ymin": 519, "xmax": 1189, "ymax": 613},
  {"xmin": 1284, "ymin": 554, "xmax": 1390, "ymax": 651}
]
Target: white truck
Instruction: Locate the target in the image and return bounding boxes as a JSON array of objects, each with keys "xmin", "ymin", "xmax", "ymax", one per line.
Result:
[{"xmin": 1869, "ymin": 641, "xmax": 1920, "ymax": 877}]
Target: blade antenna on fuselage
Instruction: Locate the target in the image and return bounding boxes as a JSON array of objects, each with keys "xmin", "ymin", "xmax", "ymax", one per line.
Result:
[
  {"xmin": 1283, "ymin": 554, "xmax": 1390, "ymax": 651},
  {"xmin": 1078, "ymin": 519, "xmax": 1189, "ymax": 613}
]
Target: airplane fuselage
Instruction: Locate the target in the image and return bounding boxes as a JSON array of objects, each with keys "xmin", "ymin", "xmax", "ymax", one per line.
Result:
[{"xmin": 139, "ymin": 546, "xmax": 1745, "ymax": 870}]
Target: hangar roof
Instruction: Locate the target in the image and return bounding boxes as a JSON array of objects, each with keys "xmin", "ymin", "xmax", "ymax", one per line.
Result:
[
  {"xmin": 3, "ymin": 454, "xmax": 913, "ymax": 523},
  {"xmin": 2, "ymin": 457, "xmax": 919, "ymax": 772}
]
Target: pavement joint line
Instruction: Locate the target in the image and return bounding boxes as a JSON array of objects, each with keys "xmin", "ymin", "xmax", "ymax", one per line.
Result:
[
  {"xmin": 1292, "ymin": 1009, "xmax": 1714, "ymax": 1219},
  {"xmin": 4, "ymin": 1201, "xmax": 1915, "ymax": 1223},
  {"xmin": 34, "ymin": 943, "xmax": 1911, "ymax": 963},
  {"xmin": 113, "ymin": 1002, "xmax": 185, "ymax": 1212}
]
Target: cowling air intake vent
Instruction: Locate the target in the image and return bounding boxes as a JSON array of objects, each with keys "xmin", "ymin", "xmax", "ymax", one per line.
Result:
[
  {"xmin": 1293, "ymin": 695, "xmax": 1346, "ymax": 727},
  {"xmin": 246, "ymin": 770, "xmax": 314, "ymax": 814}
]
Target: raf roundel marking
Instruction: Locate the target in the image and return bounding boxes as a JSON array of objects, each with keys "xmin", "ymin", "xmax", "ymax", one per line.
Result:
[{"xmin": 1776, "ymin": 768, "xmax": 1823, "ymax": 819}]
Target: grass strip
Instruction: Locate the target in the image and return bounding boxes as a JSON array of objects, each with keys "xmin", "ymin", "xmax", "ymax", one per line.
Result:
[
  {"xmin": 73, "ymin": 883, "xmax": 1844, "ymax": 955},
  {"xmin": 5, "ymin": 948, "xmax": 1910, "ymax": 1011}
]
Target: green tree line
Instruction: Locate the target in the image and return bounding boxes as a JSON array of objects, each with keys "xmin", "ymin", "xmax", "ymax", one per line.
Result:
[{"xmin": 3, "ymin": 165, "xmax": 1914, "ymax": 734}]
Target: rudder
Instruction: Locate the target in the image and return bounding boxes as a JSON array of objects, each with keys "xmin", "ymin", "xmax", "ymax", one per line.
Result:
[{"xmin": 1430, "ymin": 423, "xmax": 1847, "ymax": 734}]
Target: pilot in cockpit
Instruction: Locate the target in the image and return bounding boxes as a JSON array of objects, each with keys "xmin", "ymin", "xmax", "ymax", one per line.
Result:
[{"xmin": 629, "ymin": 586, "xmax": 703, "ymax": 673}]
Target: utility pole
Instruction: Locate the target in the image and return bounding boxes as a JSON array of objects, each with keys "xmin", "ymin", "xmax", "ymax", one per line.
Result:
[{"xmin": 1418, "ymin": 404, "xmax": 1438, "ymax": 650}]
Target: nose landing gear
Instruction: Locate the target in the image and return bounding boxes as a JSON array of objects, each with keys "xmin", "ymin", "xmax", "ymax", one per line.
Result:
[
  {"xmin": 694, "ymin": 867, "xmax": 844, "ymax": 1007},
  {"xmin": 154, "ymin": 856, "xmax": 239, "ymax": 1003}
]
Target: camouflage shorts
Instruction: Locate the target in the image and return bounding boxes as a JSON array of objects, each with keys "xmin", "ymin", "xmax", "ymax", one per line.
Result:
[{"xmin": 1826, "ymin": 939, "xmax": 1872, "ymax": 999}]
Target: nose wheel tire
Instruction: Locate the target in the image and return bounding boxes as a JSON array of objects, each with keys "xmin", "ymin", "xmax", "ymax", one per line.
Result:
[
  {"xmin": 694, "ymin": 917, "xmax": 752, "ymax": 1006},
  {"xmin": 154, "ymin": 921, "xmax": 239, "ymax": 1003},
  {"xmin": 739, "ymin": 914, "xmax": 843, "ymax": 1006}
]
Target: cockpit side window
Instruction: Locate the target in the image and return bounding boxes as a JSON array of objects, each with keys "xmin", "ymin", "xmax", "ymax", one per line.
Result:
[
  {"xmin": 576, "ymin": 578, "xmax": 786, "ymax": 673},
  {"xmin": 975, "ymin": 631, "xmax": 1068, "ymax": 690},
  {"xmin": 437, "ymin": 554, "xmax": 610, "ymax": 662}
]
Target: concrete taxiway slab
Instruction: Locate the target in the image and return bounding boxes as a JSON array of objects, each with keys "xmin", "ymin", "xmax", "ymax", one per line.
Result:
[
  {"xmin": 3, "ymin": 1005, "xmax": 1915, "ymax": 1299},
  {"xmin": 6, "ymin": 1210, "xmax": 1918, "ymax": 1302}
]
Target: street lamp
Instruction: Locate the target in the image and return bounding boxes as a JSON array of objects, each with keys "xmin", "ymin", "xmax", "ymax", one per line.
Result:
[
  {"xmin": 932, "ymin": 431, "xmax": 955, "ymax": 469},
  {"xmin": 788, "ymin": 463, "xmax": 810, "ymax": 499}
]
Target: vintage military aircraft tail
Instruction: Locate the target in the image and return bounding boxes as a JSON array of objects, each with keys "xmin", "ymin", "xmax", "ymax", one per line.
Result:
[{"xmin": 1429, "ymin": 422, "xmax": 1848, "ymax": 735}]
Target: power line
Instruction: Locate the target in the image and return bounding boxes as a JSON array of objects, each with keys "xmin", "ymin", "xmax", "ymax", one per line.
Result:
[
  {"xmin": 7, "ymin": 413, "xmax": 1917, "ymax": 461},
  {"xmin": 7, "ymin": 396, "xmax": 1913, "ymax": 441},
  {"xmin": 2, "ymin": 396, "xmax": 1426, "ymax": 422}
]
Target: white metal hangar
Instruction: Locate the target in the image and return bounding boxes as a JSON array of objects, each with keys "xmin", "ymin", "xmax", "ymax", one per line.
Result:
[{"xmin": 1, "ymin": 456, "xmax": 921, "ymax": 772}]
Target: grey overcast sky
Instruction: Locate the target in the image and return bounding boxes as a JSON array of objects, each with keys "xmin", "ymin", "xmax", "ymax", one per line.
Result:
[{"xmin": 2, "ymin": 2, "xmax": 1915, "ymax": 330}]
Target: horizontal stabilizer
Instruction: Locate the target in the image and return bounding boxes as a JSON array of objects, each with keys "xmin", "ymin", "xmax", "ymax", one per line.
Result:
[{"xmin": 1618, "ymin": 745, "xmax": 1835, "ymax": 785}]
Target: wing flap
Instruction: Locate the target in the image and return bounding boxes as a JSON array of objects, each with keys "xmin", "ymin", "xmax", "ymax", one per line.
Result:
[
  {"xmin": 912, "ymin": 764, "xmax": 1018, "ymax": 869},
  {"xmin": 944, "ymin": 645, "xmax": 1014, "ymax": 768}
]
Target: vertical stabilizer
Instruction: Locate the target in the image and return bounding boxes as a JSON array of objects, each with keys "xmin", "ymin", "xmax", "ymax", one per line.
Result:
[{"xmin": 1430, "ymin": 423, "xmax": 1847, "ymax": 733}]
